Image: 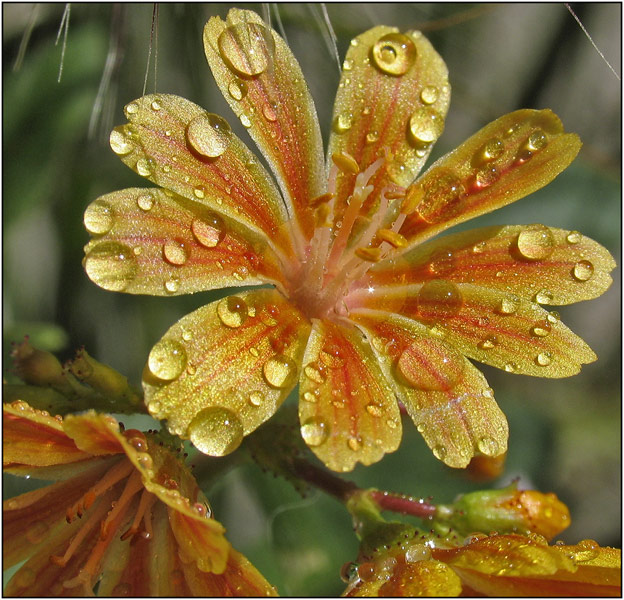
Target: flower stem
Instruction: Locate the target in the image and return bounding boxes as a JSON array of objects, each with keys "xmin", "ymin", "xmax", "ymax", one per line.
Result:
[
  {"xmin": 370, "ymin": 490, "xmax": 437, "ymax": 520},
  {"xmin": 291, "ymin": 458, "xmax": 358, "ymax": 502}
]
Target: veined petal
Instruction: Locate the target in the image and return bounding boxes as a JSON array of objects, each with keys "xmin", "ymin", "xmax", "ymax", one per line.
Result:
[
  {"xmin": 350, "ymin": 281, "xmax": 596, "ymax": 378},
  {"xmin": 143, "ymin": 289, "xmax": 310, "ymax": 456},
  {"xmin": 83, "ymin": 188, "xmax": 285, "ymax": 295},
  {"xmin": 204, "ymin": 8, "xmax": 325, "ymax": 244},
  {"xmin": 351, "ymin": 310, "xmax": 508, "ymax": 468},
  {"xmin": 299, "ymin": 319, "xmax": 401, "ymax": 472},
  {"xmin": 111, "ymin": 93, "xmax": 295, "ymax": 260},
  {"xmin": 400, "ymin": 110, "xmax": 582, "ymax": 247},
  {"xmin": 366, "ymin": 225, "xmax": 616, "ymax": 305},
  {"xmin": 63, "ymin": 412, "xmax": 125, "ymax": 455},
  {"xmin": 328, "ymin": 25, "xmax": 450, "ymax": 216},
  {"xmin": 3, "ymin": 402, "xmax": 91, "ymax": 469}
]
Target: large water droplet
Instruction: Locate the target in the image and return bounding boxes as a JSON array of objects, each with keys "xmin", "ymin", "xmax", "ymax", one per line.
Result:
[
  {"xmin": 262, "ymin": 102, "xmax": 278, "ymax": 122},
  {"xmin": 304, "ymin": 362, "xmax": 326, "ymax": 383},
  {"xmin": 535, "ymin": 352, "xmax": 552, "ymax": 367},
  {"xmin": 186, "ymin": 113, "xmax": 232, "ymax": 158},
  {"xmin": 535, "ymin": 288, "xmax": 554, "ymax": 304},
  {"xmin": 228, "ymin": 79, "xmax": 248, "ymax": 101},
  {"xmin": 148, "ymin": 339, "xmax": 187, "ymax": 381},
  {"xmin": 572, "ymin": 260, "xmax": 594, "ymax": 281},
  {"xmin": 248, "ymin": 391, "xmax": 263, "ymax": 407},
  {"xmin": 427, "ymin": 250, "xmax": 455, "ymax": 277},
  {"xmin": 397, "ymin": 337, "xmax": 464, "ymax": 391},
  {"xmin": 420, "ymin": 86, "xmax": 438, "ymax": 105},
  {"xmin": 477, "ymin": 436, "xmax": 499, "ymax": 456},
  {"xmin": 263, "ymin": 355, "xmax": 297, "ymax": 389},
  {"xmin": 124, "ymin": 102, "xmax": 139, "ymax": 117},
  {"xmin": 566, "ymin": 231, "xmax": 581, "ymax": 245},
  {"xmin": 412, "ymin": 171, "xmax": 465, "ymax": 224},
  {"xmin": 188, "ymin": 406, "xmax": 244, "ymax": 456},
  {"xmin": 84, "ymin": 241, "xmax": 138, "ymax": 291},
  {"xmin": 409, "ymin": 106, "xmax": 444, "ymax": 145},
  {"xmin": 109, "ymin": 129, "xmax": 134, "ymax": 155},
  {"xmin": 218, "ymin": 23, "xmax": 275, "ymax": 77},
  {"xmin": 163, "ymin": 240, "xmax": 189, "ymax": 266},
  {"xmin": 417, "ymin": 280, "xmax": 463, "ymax": 320},
  {"xmin": 300, "ymin": 417, "xmax": 329, "ymax": 447},
  {"xmin": 405, "ymin": 544, "xmax": 431, "ymax": 563},
  {"xmin": 217, "ymin": 296, "xmax": 248, "ymax": 328},
  {"xmin": 570, "ymin": 539, "xmax": 600, "ymax": 563},
  {"xmin": 137, "ymin": 193, "xmax": 155, "ymax": 211},
  {"xmin": 371, "ymin": 32, "xmax": 416, "ymax": 76},
  {"xmin": 191, "ymin": 213, "xmax": 225, "ymax": 248},
  {"xmin": 84, "ymin": 199, "xmax": 114, "ymax": 235},
  {"xmin": 527, "ymin": 129, "xmax": 548, "ymax": 151},
  {"xmin": 474, "ymin": 165, "xmax": 500, "ymax": 189},
  {"xmin": 432, "ymin": 444, "xmax": 447, "ymax": 460},
  {"xmin": 136, "ymin": 158, "xmax": 153, "ymax": 177},
  {"xmin": 516, "ymin": 224, "xmax": 555, "ymax": 260},
  {"xmin": 498, "ymin": 294, "xmax": 520, "ymax": 315}
]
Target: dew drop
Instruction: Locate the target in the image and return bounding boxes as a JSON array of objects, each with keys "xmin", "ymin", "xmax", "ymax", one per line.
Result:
[
  {"xmin": 148, "ymin": 339, "xmax": 187, "ymax": 381},
  {"xmin": 479, "ymin": 137, "xmax": 504, "ymax": 163},
  {"xmin": 109, "ymin": 129, "xmax": 134, "ymax": 155},
  {"xmin": 474, "ymin": 165, "xmax": 500, "ymax": 189},
  {"xmin": 477, "ymin": 436, "xmax": 499, "ymax": 456},
  {"xmin": 572, "ymin": 260, "xmax": 594, "ymax": 281},
  {"xmin": 478, "ymin": 335, "xmax": 498, "ymax": 350},
  {"xmin": 412, "ymin": 171, "xmax": 465, "ymax": 224},
  {"xmin": 566, "ymin": 230, "xmax": 582, "ymax": 245},
  {"xmin": 304, "ymin": 362, "xmax": 326, "ymax": 383},
  {"xmin": 136, "ymin": 158, "xmax": 153, "ymax": 177},
  {"xmin": 472, "ymin": 241, "xmax": 486, "ymax": 254},
  {"xmin": 386, "ymin": 419, "xmax": 398, "ymax": 429},
  {"xmin": 482, "ymin": 387, "xmax": 494, "ymax": 399},
  {"xmin": 333, "ymin": 113, "xmax": 353, "ymax": 133},
  {"xmin": 84, "ymin": 241, "xmax": 138, "ymax": 292},
  {"xmin": 427, "ymin": 250, "xmax": 455, "ymax": 277},
  {"xmin": 218, "ymin": 22, "xmax": 275, "ymax": 77},
  {"xmin": 432, "ymin": 444, "xmax": 447, "ymax": 460},
  {"xmin": 527, "ymin": 129, "xmax": 547, "ymax": 151},
  {"xmin": 547, "ymin": 311, "xmax": 560, "ymax": 323},
  {"xmin": 397, "ymin": 337, "xmax": 464, "ymax": 391},
  {"xmin": 417, "ymin": 279, "xmax": 463, "ymax": 320},
  {"xmin": 371, "ymin": 32, "xmax": 416, "ymax": 76},
  {"xmin": 300, "ymin": 417, "xmax": 329, "ymax": 447},
  {"xmin": 303, "ymin": 391, "xmax": 317, "ymax": 403},
  {"xmin": 365, "ymin": 131, "xmax": 379, "ymax": 144},
  {"xmin": 228, "ymin": 79, "xmax": 248, "ymax": 101},
  {"xmin": 193, "ymin": 186, "xmax": 206, "ymax": 200},
  {"xmin": 570, "ymin": 539, "xmax": 600, "ymax": 563},
  {"xmin": 248, "ymin": 391, "xmax": 263, "ymax": 407},
  {"xmin": 347, "ymin": 437, "xmax": 362, "ymax": 452},
  {"xmin": 534, "ymin": 288, "xmax": 553, "ymax": 304},
  {"xmin": 262, "ymin": 103, "xmax": 278, "ymax": 122},
  {"xmin": 504, "ymin": 362, "xmax": 517, "ymax": 373},
  {"xmin": 164, "ymin": 277, "xmax": 180, "ymax": 293},
  {"xmin": 137, "ymin": 193, "xmax": 155, "ymax": 211},
  {"xmin": 535, "ymin": 352, "xmax": 552, "ymax": 367},
  {"xmin": 124, "ymin": 102, "xmax": 139, "ymax": 116},
  {"xmin": 405, "ymin": 543, "xmax": 431, "ymax": 563},
  {"xmin": 420, "ymin": 85, "xmax": 438, "ymax": 105},
  {"xmin": 319, "ymin": 343, "xmax": 346, "ymax": 369},
  {"xmin": 84, "ymin": 199, "xmax": 114, "ymax": 235},
  {"xmin": 163, "ymin": 240, "xmax": 189, "ymax": 266},
  {"xmin": 217, "ymin": 296, "xmax": 248, "ymax": 328},
  {"xmin": 188, "ymin": 406, "xmax": 244, "ymax": 456},
  {"xmin": 186, "ymin": 113, "xmax": 232, "ymax": 159},
  {"xmin": 240, "ymin": 113, "xmax": 252, "ymax": 128},
  {"xmin": 531, "ymin": 320, "xmax": 551, "ymax": 337},
  {"xmin": 259, "ymin": 304, "xmax": 280, "ymax": 327},
  {"xmin": 498, "ymin": 294, "xmax": 520, "ymax": 315},
  {"xmin": 516, "ymin": 224, "xmax": 555, "ymax": 260},
  {"xmin": 416, "ymin": 422, "xmax": 426, "ymax": 433},
  {"xmin": 408, "ymin": 106, "xmax": 444, "ymax": 145},
  {"xmin": 366, "ymin": 402, "xmax": 383, "ymax": 417},
  {"xmin": 26, "ymin": 520, "xmax": 49, "ymax": 544},
  {"xmin": 191, "ymin": 213, "xmax": 225, "ymax": 248},
  {"xmin": 263, "ymin": 355, "xmax": 297, "ymax": 389}
]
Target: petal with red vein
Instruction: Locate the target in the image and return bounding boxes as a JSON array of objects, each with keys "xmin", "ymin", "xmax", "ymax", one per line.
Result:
[
  {"xmin": 112, "ymin": 93, "xmax": 296, "ymax": 259},
  {"xmin": 143, "ymin": 289, "xmax": 310, "ymax": 455},
  {"xmin": 83, "ymin": 188, "xmax": 285, "ymax": 295},
  {"xmin": 400, "ymin": 110, "xmax": 582, "ymax": 247},
  {"xmin": 298, "ymin": 319, "xmax": 401, "ymax": 472},
  {"xmin": 204, "ymin": 8, "xmax": 325, "ymax": 243},
  {"xmin": 328, "ymin": 25, "xmax": 450, "ymax": 216},
  {"xmin": 63, "ymin": 412, "xmax": 124, "ymax": 455},
  {"xmin": 351, "ymin": 310, "xmax": 508, "ymax": 468},
  {"xmin": 365, "ymin": 225, "xmax": 616, "ymax": 305}
]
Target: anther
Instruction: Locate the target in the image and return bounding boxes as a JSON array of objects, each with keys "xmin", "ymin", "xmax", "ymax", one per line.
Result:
[
  {"xmin": 377, "ymin": 229, "xmax": 408, "ymax": 248},
  {"xmin": 331, "ymin": 152, "xmax": 360, "ymax": 174},
  {"xmin": 310, "ymin": 192, "xmax": 334, "ymax": 208},
  {"xmin": 401, "ymin": 184, "xmax": 424, "ymax": 214},
  {"xmin": 355, "ymin": 247, "xmax": 383, "ymax": 262}
]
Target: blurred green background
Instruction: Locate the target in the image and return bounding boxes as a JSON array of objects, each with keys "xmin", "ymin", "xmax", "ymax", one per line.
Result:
[{"xmin": 3, "ymin": 3, "xmax": 620, "ymax": 595}]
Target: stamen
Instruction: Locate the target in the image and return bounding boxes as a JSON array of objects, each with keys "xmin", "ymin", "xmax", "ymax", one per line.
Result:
[
  {"xmin": 377, "ymin": 228, "xmax": 407, "ymax": 248},
  {"xmin": 100, "ymin": 470, "xmax": 143, "ymax": 539},
  {"xmin": 331, "ymin": 151, "xmax": 360, "ymax": 174},
  {"xmin": 310, "ymin": 192, "xmax": 334, "ymax": 208},
  {"xmin": 354, "ymin": 247, "xmax": 382, "ymax": 262},
  {"xmin": 120, "ymin": 488, "xmax": 157, "ymax": 540}
]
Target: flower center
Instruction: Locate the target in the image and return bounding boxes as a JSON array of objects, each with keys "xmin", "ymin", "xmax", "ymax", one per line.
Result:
[{"xmin": 288, "ymin": 150, "xmax": 407, "ymax": 320}]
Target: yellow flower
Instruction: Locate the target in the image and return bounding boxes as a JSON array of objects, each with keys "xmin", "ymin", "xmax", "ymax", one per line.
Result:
[
  {"xmin": 83, "ymin": 9, "xmax": 615, "ymax": 472},
  {"xmin": 3, "ymin": 401, "xmax": 275, "ymax": 597},
  {"xmin": 343, "ymin": 533, "xmax": 621, "ymax": 597}
]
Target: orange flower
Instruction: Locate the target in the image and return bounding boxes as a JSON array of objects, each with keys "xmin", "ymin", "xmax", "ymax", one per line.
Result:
[
  {"xmin": 344, "ymin": 533, "xmax": 621, "ymax": 597},
  {"xmin": 3, "ymin": 401, "xmax": 275, "ymax": 596},
  {"xmin": 83, "ymin": 9, "xmax": 615, "ymax": 472}
]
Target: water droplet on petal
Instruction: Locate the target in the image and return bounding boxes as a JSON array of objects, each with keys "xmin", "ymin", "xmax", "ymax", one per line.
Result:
[
  {"xmin": 109, "ymin": 129, "xmax": 134, "ymax": 155},
  {"xmin": 319, "ymin": 343, "xmax": 346, "ymax": 369},
  {"xmin": 193, "ymin": 186, "xmax": 206, "ymax": 199},
  {"xmin": 188, "ymin": 406, "xmax": 244, "ymax": 456},
  {"xmin": 304, "ymin": 362, "xmax": 326, "ymax": 383},
  {"xmin": 240, "ymin": 113, "xmax": 252, "ymax": 128},
  {"xmin": 570, "ymin": 539, "xmax": 600, "ymax": 563},
  {"xmin": 84, "ymin": 199, "xmax": 114, "ymax": 235},
  {"xmin": 164, "ymin": 277, "xmax": 180, "ymax": 293},
  {"xmin": 263, "ymin": 355, "xmax": 297, "ymax": 389},
  {"xmin": 409, "ymin": 106, "xmax": 444, "ymax": 145},
  {"xmin": 300, "ymin": 417, "xmax": 329, "ymax": 447},
  {"xmin": 573, "ymin": 260, "xmax": 594, "ymax": 281},
  {"xmin": 228, "ymin": 79, "xmax": 248, "ymax": 100},
  {"xmin": 333, "ymin": 113, "xmax": 353, "ymax": 133},
  {"xmin": 566, "ymin": 230, "xmax": 582, "ymax": 245},
  {"xmin": 478, "ymin": 335, "xmax": 499, "ymax": 350},
  {"xmin": 124, "ymin": 102, "xmax": 139, "ymax": 116},
  {"xmin": 186, "ymin": 113, "xmax": 232, "ymax": 159},
  {"xmin": 191, "ymin": 213, "xmax": 225, "ymax": 248},
  {"xmin": 248, "ymin": 391, "xmax": 263, "ymax": 407},
  {"xmin": 84, "ymin": 241, "xmax": 138, "ymax": 291},
  {"xmin": 371, "ymin": 32, "xmax": 416, "ymax": 76},
  {"xmin": 417, "ymin": 280, "xmax": 463, "ymax": 320},
  {"xmin": 536, "ymin": 352, "xmax": 552, "ymax": 366},
  {"xmin": 534, "ymin": 288, "xmax": 554, "ymax": 304},
  {"xmin": 303, "ymin": 391, "xmax": 317, "ymax": 403},
  {"xmin": 516, "ymin": 224, "xmax": 555, "ymax": 260},
  {"xmin": 411, "ymin": 171, "xmax": 465, "ymax": 224},
  {"xmin": 163, "ymin": 240, "xmax": 189, "ymax": 265},
  {"xmin": 148, "ymin": 339, "xmax": 187, "ymax": 381},
  {"xmin": 342, "ymin": 58, "xmax": 353, "ymax": 71},
  {"xmin": 151, "ymin": 99, "xmax": 162, "ymax": 111},
  {"xmin": 366, "ymin": 131, "xmax": 379, "ymax": 144},
  {"xmin": 427, "ymin": 250, "xmax": 455, "ymax": 277},
  {"xmin": 498, "ymin": 294, "xmax": 520, "ymax": 315},
  {"xmin": 531, "ymin": 320, "xmax": 551, "ymax": 337},
  {"xmin": 527, "ymin": 129, "xmax": 548, "ymax": 151},
  {"xmin": 262, "ymin": 103, "xmax": 278, "ymax": 122},
  {"xmin": 432, "ymin": 444, "xmax": 447, "ymax": 460},
  {"xmin": 477, "ymin": 436, "xmax": 499, "ymax": 456},
  {"xmin": 137, "ymin": 193, "xmax": 155, "ymax": 211},
  {"xmin": 136, "ymin": 158, "xmax": 153, "ymax": 177},
  {"xmin": 217, "ymin": 296, "xmax": 248, "ymax": 328},
  {"xmin": 504, "ymin": 362, "xmax": 517, "ymax": 373},
  {"xmin": 472, "ymin": 241, "xmax": 486, "ymax": 254},
  {"xmin": 474, "ymin": 165, "xmax": 500, "ymax": 189},
  {"xmin": 478, "ymin": 138, "xmax": 504, "ymax": 163},
  {"xmin": 405, "ymin": 544, "xmax": 431, "ymax": 563},
  {"xmin": 366, "ymin": 402, "xmax": 383, "ymax": 418},
  {"xmin": 347, "ymin": 437, "xmax": 362, "ymax": 452},
  {"xmin": 218, "ymin": 22, "xmax": 275, "ymax": 77},
  {"xmin": 420, "ymin": 86, "xmax": 438, "ymax": 105}
]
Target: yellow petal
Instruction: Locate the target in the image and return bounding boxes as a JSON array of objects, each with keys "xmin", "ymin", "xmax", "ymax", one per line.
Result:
[
  {"xmin": 204, "ymin": 8, "xmax": 325, "ymax": 243},
  {"xmin": 351, "ymin": 310, "xmax": 508, "ymax": 468},
  {"xmin": 111, "ymin": 93, "xmax": 296, "ymax": 260},
  {"xmin": 400, "ymin": 110, "xmax": 582, "ymax": 246},
  {"xmin": 143, "ymin": 289, "xmax": 310, "ymax": 455},
  {"xmin": 299, "ymin": 319, "xmax": 401, "ymax": 472},
  {"xmin": 83, "ymin": 188, "xmax": 285, "ymax": 295},
  {"xmin": 328, "ymin": 25, "xmax": 450, "ymax": 221}
]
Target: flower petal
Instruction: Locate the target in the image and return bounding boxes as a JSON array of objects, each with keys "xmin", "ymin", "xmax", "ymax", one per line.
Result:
[
  {"xmin": 366, "ymin": 225, "xmax": 616, "ymax": 305},
  {"xmin": 328, "ymin": 25, "xmax": 450, "ymax": 216},
  {"xmin": 350, "ymin": 281, "xmax": 596, "ymax": 378},
  {"xmin": 298, "ymin": 319, "xmax": 401, "ymax": 472},
  {"xmin": 3, "ymin": 402, "xmax": 92, "ymax": 470},
  {"xmin": 83, "ymin": 188, "xmax": 285, "ymax": 295},
  {"xmin": 143, "ymin": 289, "xmax": 310, "ymax": 456},
  {"xmin": 350, "ymin": 311, "xmax": 508, "ymax": 468},
  {"xmin": 400, "ymin": 110, "xmax": 582, "ymax": 246},
  {"xmin": 111, "ymin": 93, "xmax": 296, "ymax": 260},
  {"xmin": 203, "ymin": 8, "xmax": 325, "ymax": 243},
  {"xmin": 63, "ymin": 412, "xmax": 125, "ymax": 455}
]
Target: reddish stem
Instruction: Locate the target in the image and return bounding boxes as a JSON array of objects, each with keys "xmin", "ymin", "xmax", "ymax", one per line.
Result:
[{"xmin": 370, "ymin": 490, "xmax": 437, "ymax": 519}]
